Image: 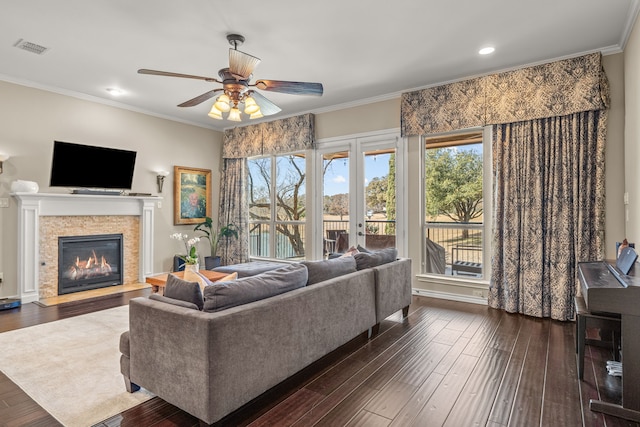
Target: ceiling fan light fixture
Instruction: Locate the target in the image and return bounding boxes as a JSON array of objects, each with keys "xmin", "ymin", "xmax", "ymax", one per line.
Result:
[
  {"xmin": 139, "ymin": 34, "xmax": 323, "ymax": 124},
  {"xmin": 214, "ymin": 94, "xmax": 231, "ymax": 112},
  {"xmin": 243, "ymin": 96, "xmax": 260, "ymax": 114},
  {"xmin": 228, "ymin": 107, "xmax": 242, "ymax": 122},
  {"xmin": 208, "ymin": 105, "xmax": 223, "ymax": 119}
]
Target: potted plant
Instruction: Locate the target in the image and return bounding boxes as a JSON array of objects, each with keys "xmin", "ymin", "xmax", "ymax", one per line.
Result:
[{"xmin": 194, "ymin": 217, "xmax": 239, "ymax": 269}]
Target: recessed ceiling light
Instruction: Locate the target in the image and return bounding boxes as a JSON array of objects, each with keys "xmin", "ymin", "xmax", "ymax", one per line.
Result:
[
  {"xmin": 106, "ymin": 88, "xmax": 124, "ymax": 96},
  {"xmin": 479, "ymin": 47, "xmax": 495, "ymax": 55}
]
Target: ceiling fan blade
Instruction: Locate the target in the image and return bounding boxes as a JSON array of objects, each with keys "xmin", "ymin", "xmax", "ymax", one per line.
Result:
[
  {"xmin": 228, "ymin": 49, "xmax": 261, "ymax": 80},
  {"xmin": 250, "ymin": 91, "xmax": 282, "ymax": 116},
  {"xmin": 253, "ymin": 80, "xmax": 323, "ymax": 96},
  {"xmin": 177, "ymin": 89, "xmax": 224, "ymax": 107},
  {"xmin": 138, "ymin": 69, "xmax": 221, "ymax": 83}
]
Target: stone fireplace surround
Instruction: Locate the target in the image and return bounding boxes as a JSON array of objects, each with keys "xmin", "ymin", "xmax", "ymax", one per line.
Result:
[{"xmin": 12, "ymin": 193, "xmax": 158, "ymax": 303}]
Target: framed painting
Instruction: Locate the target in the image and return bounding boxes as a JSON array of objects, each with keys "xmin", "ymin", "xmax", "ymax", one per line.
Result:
[{"xmin": 174, "ymin": 166, "xmax": 212, "ymax": 225}]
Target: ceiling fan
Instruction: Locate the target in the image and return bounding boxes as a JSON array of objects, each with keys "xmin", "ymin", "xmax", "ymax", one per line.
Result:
[{"xmin": 138, "ymin": 34, "xmax": 323, "ymax": 122}]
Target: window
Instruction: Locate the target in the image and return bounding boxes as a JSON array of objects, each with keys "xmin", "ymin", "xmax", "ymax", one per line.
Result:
[
  {"xmin": 248, "ymin": 153, "xmax": 307, "ymax": 260},
  {"xmin": 423, "ymin": 130, "xmax": 487, "ymax": 278}
]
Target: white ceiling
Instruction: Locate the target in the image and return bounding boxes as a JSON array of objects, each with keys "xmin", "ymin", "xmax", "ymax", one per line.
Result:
[{"xmin": 1, "ymin": 0, "xmax": 638, "ymax": 132}]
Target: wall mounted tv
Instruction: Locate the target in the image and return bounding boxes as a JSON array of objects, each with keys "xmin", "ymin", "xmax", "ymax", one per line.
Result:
[{"xmin": 49, "ymin": 140, "xmax": 137, "ymax": 193}]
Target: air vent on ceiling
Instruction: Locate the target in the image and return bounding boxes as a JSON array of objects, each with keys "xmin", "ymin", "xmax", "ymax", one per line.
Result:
[{"xmin": 13, "ymin": 39, "xmax": 49, "ymax": 55}]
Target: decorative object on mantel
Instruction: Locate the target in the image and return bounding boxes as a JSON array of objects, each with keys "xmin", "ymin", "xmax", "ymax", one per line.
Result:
[
  {"xmin": 174, "ymin": 165, "xmax": 212, "ymax": 225},
  {"xmin": 138, "ymin": 34, "xmax": 323, "ymax": 123},
  {"xmin": 10, "ymin": 179, "xmax": 39, "ymax": 193},
  {"xmin": 0, "ymin": 153, "xmax": 9, "ymax": 174},
  {"xmin": 194, "ymin": 217, "xmax": 239, "ymax": 269},
  {"xmin": 156, "ymin": 170, "xmax": 169, "ymax": 193},
  {"xmin": 170, "ymin": 233, "xmax": 200, "ymax": 271}
]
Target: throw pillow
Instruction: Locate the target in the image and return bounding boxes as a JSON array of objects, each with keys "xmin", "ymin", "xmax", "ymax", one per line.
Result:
[
  {"xmin": 149, "ymin": 293, "xmax": 200, "ymax": 310},
  {"xmin": 356, "ymin": 244, "xmax": 371, "ymax": 253},
  {"xmin": 183, "ymin": 269, "xmax": 210, "ymax": 293},
  {"xmin": 187, "ymin": 270, "xmax": 239, "ymax": 292},
  {"xmin": 340, "ymin": 246, "xmax": 360, "ymax": 257},
  {"xmin": 353, "ymin": 247, "xmax": 398, "ymax": 270},
  {"xmin": 218, "ymin": 271, "xmax": 238, "ymax": 282},
  {"xmin": 163, "ymin": 273, "xmax": 204, "ymax": 310},
  {"xmin": 301, "ymin": 256, "xmax": 357, "ymax": 285},
  {"xmin": 202, "ymin": 263, "xmax": 308, "ymax": 312}
]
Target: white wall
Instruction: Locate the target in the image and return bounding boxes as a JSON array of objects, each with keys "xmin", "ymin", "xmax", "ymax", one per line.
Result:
[{"xmin": 0, "ymin": 81, "xmax": 223, "ymax": 298}]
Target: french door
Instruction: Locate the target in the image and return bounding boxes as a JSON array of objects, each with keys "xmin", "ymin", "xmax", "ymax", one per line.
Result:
[{"xmin": 316, "ymin": 131, "xmax": 404, "ymax": 258}]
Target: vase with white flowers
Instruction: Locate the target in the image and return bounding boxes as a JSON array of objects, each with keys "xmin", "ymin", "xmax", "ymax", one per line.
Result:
[{"xmin": 170, "ymin": 232, "xmax": 201, "ymax": 271}]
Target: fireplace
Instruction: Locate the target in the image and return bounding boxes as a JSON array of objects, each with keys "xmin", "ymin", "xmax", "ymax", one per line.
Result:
[{"xmin": 58, "ymin": 234, "xmax": 124, "ymax": 295}]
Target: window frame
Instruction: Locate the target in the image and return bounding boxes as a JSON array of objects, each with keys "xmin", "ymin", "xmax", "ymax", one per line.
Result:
[
  {"xmin": 247, "ymin": 150, "xmax": 308, "ymax": 261},
  {"xmin": 419, "ymin": 126, "xmax": 492, "ymax": 284}
]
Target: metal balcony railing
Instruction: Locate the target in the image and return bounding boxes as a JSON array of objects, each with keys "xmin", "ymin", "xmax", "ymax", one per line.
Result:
[{"xmin": 249, "ymin": 220, "xmax": 484, "ymax": 275}]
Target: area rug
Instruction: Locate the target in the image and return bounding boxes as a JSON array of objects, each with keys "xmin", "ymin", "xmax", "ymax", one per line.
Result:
[{"xmin": 0, "ymin": 305, "xmax": 154, "ymax": 426}]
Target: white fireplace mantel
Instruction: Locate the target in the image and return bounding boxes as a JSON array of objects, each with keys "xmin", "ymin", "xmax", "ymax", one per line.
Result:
[{"xmin": 12, "ymin": 192, "xmax": 159, "ymax": 303}]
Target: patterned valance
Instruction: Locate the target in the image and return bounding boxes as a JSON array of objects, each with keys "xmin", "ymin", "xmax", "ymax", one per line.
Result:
[
  {"xmin": 401, "ymin": 77, "xmax": 486, "ymax": 136},
  {"xmin": 401, "ymin": 53, "xmax": 610, "ymax": 136},
  {"xmin": 223, "ymin": 113, "xmax": 315, "ymax": 158}
]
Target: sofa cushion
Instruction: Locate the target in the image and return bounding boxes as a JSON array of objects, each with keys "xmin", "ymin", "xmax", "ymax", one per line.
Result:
[
  {"xmin": 163, "ymin": 273, "xmax": 204, "ymax": 310},
  {"xmin": 212, "ymin": 261, "xmax": 286, "ymax": 278},
  {"xmin": 119, "ymin": 330, "xmax": 130, "ymax": 356},
  {"xmin": 202, "ymin": 263, "xmax": 308, "ymax": 312},
  {"xmin": 149, "ymin": 293, "xmax": 200, "ymax": 310},
  {"xmin": 353, "ymin": 247, "xmax": 398, "ymax": 270},
  {"xmin": 301, "ymin": 256, "xmax": 357, "ymax": 285}
]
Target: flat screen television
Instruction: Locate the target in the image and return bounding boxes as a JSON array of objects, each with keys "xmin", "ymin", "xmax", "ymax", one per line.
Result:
[{"xmin": 49, "ymin": 140, "xmax": 137, "ymax": 191}]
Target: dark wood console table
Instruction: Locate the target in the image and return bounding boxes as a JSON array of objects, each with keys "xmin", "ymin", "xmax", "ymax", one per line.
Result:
[{"xmin": 578, "ymin": 261, "xmax": 640, "ymax": 422}]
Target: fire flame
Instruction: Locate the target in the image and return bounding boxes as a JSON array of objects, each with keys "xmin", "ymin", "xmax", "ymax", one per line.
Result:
[{"xmin": 65, "ymin": 248, "xmax": 113, "ymax": 280}]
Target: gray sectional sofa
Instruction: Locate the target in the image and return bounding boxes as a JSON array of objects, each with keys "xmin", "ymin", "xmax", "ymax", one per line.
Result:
[{"xmin": 120, "ymin": 250, "xmax": 411, "ymax": 425}]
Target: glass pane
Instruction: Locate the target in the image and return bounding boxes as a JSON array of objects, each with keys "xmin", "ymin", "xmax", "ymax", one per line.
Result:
[
  {"xmin": 322, "ymin": 151, "xmax": 349, "ymax": 256},
  {"xmin": 249, "ymin": 222, "xmax": 270, "ymax": 258},
  {"xmin": 276, "ymin": 223, "xmax": 306, "ymax": 260},
  {"xmin": 424, "ymin": 135, "xmax": 483, "ymax": 277},
  {"xmin": 248, "ymin": 158, "xmax": 271, "ymax": 221},
  {"xmin": 363, "ymin": 149, "xmax": 396, "ymax": 250},
  {"xmin": 275, "ymin": 155, "xmax": 306, "ymax": 220}
]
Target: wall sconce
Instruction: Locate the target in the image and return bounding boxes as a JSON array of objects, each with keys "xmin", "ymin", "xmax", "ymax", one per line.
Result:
[
  {"xmin": 156, "ymin": 170, "xmax": 169, "ymax": 193},
  {"xmin": 0, "ymin": 154, "xmax": 9, "ymax": 174}
]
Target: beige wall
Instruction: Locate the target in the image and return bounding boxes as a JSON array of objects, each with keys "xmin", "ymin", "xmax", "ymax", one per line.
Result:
[
  {"xmin": 603, "ymin": 53, "xmax": 626, "ymax": 260},
  {"xmin": 0, "ymin": 81, "xmax": 223, "ymax": 298},
  {"xmin": 625, "ymin": 14, "xmax": 640, "ymax": 246},
  {"xmin": 315, "ymin": 98, "xmax": 401, "ymax": 139},
  {"xmin": 0, "ymin": 48, "xmax": 628, "ymax": 300}
]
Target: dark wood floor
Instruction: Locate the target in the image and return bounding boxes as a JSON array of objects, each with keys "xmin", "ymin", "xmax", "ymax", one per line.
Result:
[{"xmin": 0, "ymin": 290, "xmax": 635, "ymax": 427}]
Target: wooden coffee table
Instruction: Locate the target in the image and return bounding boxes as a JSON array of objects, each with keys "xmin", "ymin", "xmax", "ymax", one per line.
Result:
[{"xmin": 145, "ymin": 270, "xmax": 229, "ymax": 294}]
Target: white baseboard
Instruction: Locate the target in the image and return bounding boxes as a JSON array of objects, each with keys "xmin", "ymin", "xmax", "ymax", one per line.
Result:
[{"xmin": 412, "ymin": 288, "xmax": 488, "ymax": 305}]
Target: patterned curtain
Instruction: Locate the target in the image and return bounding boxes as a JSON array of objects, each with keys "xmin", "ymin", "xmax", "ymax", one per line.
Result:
[
  {"xmin": 401, "ymin": 52, "xmax": 608, "ymax": 136},
  {"xmin": 401, "ymin": 52, "xmax": 609, "ymax": 321},
  {"xmin": 218, "ymin": 158, "xmax": 249, "ymax": 265},
  {"xmin": 489, "ymin": 110, "xmax": 607, "ymax": 321},
  {"xmin": 218, "ymin": 113, "xmax": 315, "ymax": 263}
]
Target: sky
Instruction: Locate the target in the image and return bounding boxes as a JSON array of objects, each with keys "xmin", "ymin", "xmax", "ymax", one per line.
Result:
[{"xmin": 324, "ymin": 153, "xmax": 391, "ymax": 196}]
